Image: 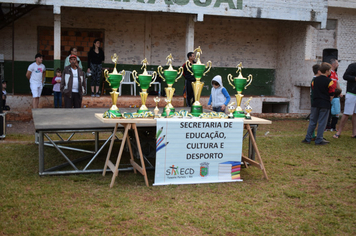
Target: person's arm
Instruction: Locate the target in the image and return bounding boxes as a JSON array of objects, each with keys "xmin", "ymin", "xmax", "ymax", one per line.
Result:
[
  {"xmin": 52, "ymin": 76, "xmax": 57, "ymax": 85},
  {"xmin": 60, "ymin": 71, "xmax": 65, "ymax": 92},
  {"xmin": 87, "ymin": 51, "xmax": 91, "ymax": 72},
  {"xmin": 42, "ymin": 68, "xmax": 46, "ymax": 85},
  {"xmin": 26, "ymin": 71, "xmax": 32, "ymax": 80},
  {"xmin": 101, "ymin": 48, "xmax": 105, "ymax": 63},
  {"xmin": 183, "ymin": 65, "xmax": 195, "ymax": 81},
  {"xmin": 207, "ymin": 94, "xmax": 212, "ymax": 109},
  {"xmin": 222, "ymin": 88, "xmax": 231, "ymax": 106},
  {"xmin": 343, "ymin": 64, "xmax": 356, "ymax": 82}
]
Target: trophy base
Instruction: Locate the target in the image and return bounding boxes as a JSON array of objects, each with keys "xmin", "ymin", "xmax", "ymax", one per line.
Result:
[
  {"xmin": 191, "ymin": 105, "xmax": 203, "ymax": 117},
  {"xmin": 245, "ymin": 115, "xmax": 252, "ymax": 119},
  {"xmin": 233, "ymin": 111, "xmax": 245, "ymax": 118},
  {"xmin": 103, "ymin": 109, "xmax": 122, "ymax": 118},
  {"xmin": 162, "ymin": 107, "xmax": 175, "ymax": 117}
]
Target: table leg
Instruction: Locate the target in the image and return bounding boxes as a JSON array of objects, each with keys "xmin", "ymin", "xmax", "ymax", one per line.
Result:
[
  {"xmin": 243, "ymin": 124, "xmax": 268, "ymax": 180},
  {"xmin": 103, "ymin": 124, "xmax": 118, "ymax": 176},
  {"xmin": 109, "ymin": 123, "xmax": 131, "ymax": 188}
]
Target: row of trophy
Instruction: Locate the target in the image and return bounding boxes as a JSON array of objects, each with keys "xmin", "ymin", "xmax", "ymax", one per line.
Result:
[{"xmin": 103, "ymin": 47, "xmax": 253, "ymax": 119}]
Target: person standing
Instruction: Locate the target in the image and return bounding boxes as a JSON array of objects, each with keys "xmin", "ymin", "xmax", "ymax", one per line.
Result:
[
  {"xmin": 302, "ymin": 62, "xmax": 334, "ymax": 145},
  {"xmin": 64, "ymin": 47, "xmax": 83, "ymax": 70},
  {"xmin": 26, "ymin": 53, "xmax": 46, "ymax": 109},
  {"xmin": 87, "ymin": 39, "xmax": 104, "ymax": 97},
  {"xmin": 52, "ymin": 68, "xmax": 62, "ymax": 108},
  {"xmin": 182, "ymin": 52, "xmax": 196, "ymax": 107},
  {"xmin": 326, "ymin": 58, "xmax": 342, "ymax": 130},
  {"xmin": 61, "ymin": 55, "xmax": 86, "ymax": 108},
  {"xmin": 330, "ymin": 88, "xmax": 342, "ymax": 131},
  {"xmin": 333, "ymin": 62, "xmax": 356, "ymax": 139},
  {"xmin": 207, "ymin": 75, "xmax": 231, "ymax": 112}
]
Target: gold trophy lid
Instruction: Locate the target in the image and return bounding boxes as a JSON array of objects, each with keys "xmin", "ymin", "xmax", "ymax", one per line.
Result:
[
  {"xmin": 165, "ymin": 54, "xmax": 176, "ymax": 71},
  {"xmin": 194, "ymin": 46, "xmax": 203, "ymax": 65},
  {"xmin": 110, "ymin": 53, "xmax": 119, "ymax": 74},
  {"xmin": 140, "ymin": 58, "xmax": 149, "ymax": 75}
]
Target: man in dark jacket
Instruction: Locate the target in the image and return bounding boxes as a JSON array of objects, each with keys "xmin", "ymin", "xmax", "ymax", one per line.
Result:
[
  {"xmin": 333, "ymin": 62, "xmax": 356, "ymax": 139},
  {"xmin": 182, "ymin": 52, "xmax": 196, "ymax": 107},
  {"xmin": 302, "ymin": 62, "xmax": 334, "ymax": 145},
  {"xmin": 60, "ymin": 55, "xmax": 86, "ymax": 108}
]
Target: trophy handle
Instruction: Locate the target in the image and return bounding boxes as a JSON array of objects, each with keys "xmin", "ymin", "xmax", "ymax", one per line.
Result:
[
  {"xmin": 132, "ymin": 70, "xmax": 140, "ymax": 86},
  {"xmin": 245, "ymin": 74, "xmax": 253, "ymax": 89},
  {"xmin": 227, "ymin": 74, "xmax": 235, "ymax": 89},
  {"xmin": 120, "ymin": 70, "xmax": 125, "ymax": 85},
  {"xmin": 175, "ymin": 66, "xmax": 184, "ymax": 82},
  {"xmin": 185, "ymin": 60, "xmax": 194, "ymax": 75},
  {"xmin": 203, "ymin": 61, "xmax": 212, "ymax": 76},
  {"xmin": 104, "ymin": 69, "xmax": 111, "ymax": 86},
  {"xmin": 149, "ymin": 71, "xmax": 158, "ymax": 87},
  {"xmin": 157, "ymin": 66, "xmax": 165, "ymax": 82}
]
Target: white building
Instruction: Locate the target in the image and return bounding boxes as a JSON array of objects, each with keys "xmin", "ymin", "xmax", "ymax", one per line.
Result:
[{"xmin": 0, "ymin": 0, "xmax": 355, "ymax": 113}]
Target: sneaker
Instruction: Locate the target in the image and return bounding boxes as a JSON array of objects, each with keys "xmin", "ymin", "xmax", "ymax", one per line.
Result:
[
  {"xmin": 315, "ymin": 140, "xmax": 329, "ymax": 145},
  {"xmin": 301, "ymin": 139, "xmax": 310, "ymax": 144},
  {"xmin": 91, "ymin": 93, "xmax": 95, "ymax": 97},
  {"xmin": 322, "ymin": 138, "xmax": 330, "ymax": 143},
  {"xmin": 96, "ymin": 93, "xmax": 100, "ymax": 97}
]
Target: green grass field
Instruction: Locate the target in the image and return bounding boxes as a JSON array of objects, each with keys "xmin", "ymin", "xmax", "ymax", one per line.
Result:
[{"xmin": 0, "ymin": 119, "xmax": 355, "ymax": 235}]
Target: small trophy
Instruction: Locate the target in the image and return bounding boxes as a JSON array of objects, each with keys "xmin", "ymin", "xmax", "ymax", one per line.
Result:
[
  {"xmin": 132, "ymin": 58, "xmax": 158, "ymax": 113},
  {"xmin": 103, "ymin": 53, "xmax": 125, "ymax": 118},
  {"xmin": 227, "ymin": 102, "xmax": 236, "ymax": 119},
  {"xmin": 185, "ymin": 46, "xmax": 212, "ymax": 117},
  {"xmin": 227, "ymin": 62, "xmax": 253, "ymax": 118},
  {"xmin": 158, "ymin": 54, "xmax": 183, "ymax": 116},
  {"xmin": 244, "ymin": 97, "xmax": 253, "ymax": 119},
  {"xmin": 153, "ymin": 96, "xmax": 160, "ymax": 118}
]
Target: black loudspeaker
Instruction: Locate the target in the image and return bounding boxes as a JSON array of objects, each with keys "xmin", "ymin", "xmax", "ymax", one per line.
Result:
[{"xmin": 323, "ymin": 48, "xmax": 338, "ymax": 63}]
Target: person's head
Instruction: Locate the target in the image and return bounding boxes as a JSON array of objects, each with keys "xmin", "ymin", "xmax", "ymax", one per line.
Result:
[
  {"xmin": 69, "ymin": 47, "xmax": 78, "ymax": 56},
  {"xmin": 334, "ymin": 88, "xmax": 342, "ymax": 97},
  {"xmin": 69, "ymin": 55, "xmax": 78, "ymax": 68},
  {"xmin": 212, "ymin": 75, "xmax": 222, "ymax": 88},
  {"xmin": 56, "ymin": 68, "xmax": 62, "ymax": 77},
  {"xmin": 187, "ymin": 52, "xmax": 195, "ymax": 63},
  {"xmin": 312, "ymin": 64, "xmax": 321, "ymax": 76},
  {"xmin": 330, "ymin": 58, "xmax": 339, "ymax": 71},
  {"xmin": 319, "ymin": 62, "xmax": 332, "ymax": 76},
  {"xmin": 92, "ymin": 39, "xmax": 101, "ymax": 49},
  {"xmin": 35, "ymin": 53, "xmax": 43, "ymax": 64}
]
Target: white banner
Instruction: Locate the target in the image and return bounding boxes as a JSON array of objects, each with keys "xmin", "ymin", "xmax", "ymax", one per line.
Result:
[{"xmin": 154, "ymin": 118, "xmax": 244, "ymax": 185}]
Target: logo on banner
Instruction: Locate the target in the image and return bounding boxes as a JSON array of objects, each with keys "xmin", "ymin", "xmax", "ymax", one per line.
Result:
[
  {"xmin": 200, "ymin": 162, "xmax": 209, "ymax": 177},
  {"xmin": 165, "ymin": 165, "xmax": 195, "ymax": 179}
]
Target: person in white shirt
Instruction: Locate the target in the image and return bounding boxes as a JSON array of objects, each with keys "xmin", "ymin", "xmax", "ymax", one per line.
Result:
[
  {"xmin": 26, "ymin": 53, "xmax": 46, "ymax": 109},
  {"xmin": 60, "ymin": 55, "xmax": 86, "ymax": 108}
]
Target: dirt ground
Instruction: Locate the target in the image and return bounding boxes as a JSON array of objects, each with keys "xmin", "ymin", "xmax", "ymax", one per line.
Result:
[{"xmin": 4, "ymin": 120, "xmax": 35, "ymax": 135}]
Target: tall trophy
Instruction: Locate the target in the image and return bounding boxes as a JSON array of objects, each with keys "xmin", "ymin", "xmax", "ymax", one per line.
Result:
[
  {"xmin": 158, "ymin": 53, "xmax": 183, "ymax": 116},
  {"xmin": 103, "ymin": 53, "xmax": 125, "ymax": 118},
  {"xmin": 185, "ymin": 46, "xmax": 212, "ymax": 117},
  {"xmin": 227, "ymin": 62, "xmax": 253, "ymax": 118},
  {"xmin": 132, "ymin": 58, "xmax": 158, "ymax": 113}
]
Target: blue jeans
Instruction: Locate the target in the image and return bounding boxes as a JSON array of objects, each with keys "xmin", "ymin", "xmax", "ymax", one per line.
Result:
[
  {"xmin": 213, "ymin": 106, "xmax": 224, "ymax": 112},
  {"xmin": 305, "ymin": 107, "xmax": 329, "ymax": 143},
  {"xmin": 54, "ymin": 91, "xmax": 62, "ymax": 108}
]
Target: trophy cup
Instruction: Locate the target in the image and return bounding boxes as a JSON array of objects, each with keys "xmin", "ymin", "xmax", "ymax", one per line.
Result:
[
  {"xmin": 103, "ymin": 53, "xmax": 125, "ymax": 118},
  {"xmin": 158, "ymin": 53, "xmax": 183, "ymax": 116},
  {"xmin": 227, "ymin": 102, "xmax": 236, "ymax": 119},
  {"xmin": 244, "ymin": 97, "xmax": 253, "ymax": 119},
  {"xmin": 185, "ymin": 46, "xmax": 212, "ymax": 117},
  {"xmin": 227, "ymin": 62, "xmax": 253, "ymax": 118},
  {"xmin": 132, "ymin": 58, "xmax": 158, "ymax": 113},
  {"xmin": 153, "ymin": 96, "xmax": 160, "ymax": 118}
]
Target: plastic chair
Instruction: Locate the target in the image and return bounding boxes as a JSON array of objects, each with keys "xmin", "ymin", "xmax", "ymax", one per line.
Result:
[
  {"xmin": 119, "ymin": 70, "xmax": 136, "ymax": 96},
  {"xmin": 147, "ymin": 70, "xmax": 161, "ymax": 96}
]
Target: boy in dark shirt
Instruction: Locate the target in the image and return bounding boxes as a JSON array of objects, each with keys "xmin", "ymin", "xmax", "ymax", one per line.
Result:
[{"xmin": 302, "ymin": 62, "xmax": 334, "ymax": 145}]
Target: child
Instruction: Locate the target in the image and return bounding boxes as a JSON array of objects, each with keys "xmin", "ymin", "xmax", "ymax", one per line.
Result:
[
  {"xmin": 302, "ymin": 62, "xmax": 334, "ymax": 145},
  {"xmin": 2, "ymin": 79, "xmax": 10, "ymax": 111},
  {"xmin": 207, "ymin": 75, "xmax": 231, "ymax": 112},
  {"xmin": 310, "ymin": 64, "xmax": 321, "ymax": 140},
  {"xmin": 330, "ymin": 88, "xmax": 342, "ymax": 132},
  {"xmin": 52, "ymin": 68, "xmax": 62, "ymax": 108}
]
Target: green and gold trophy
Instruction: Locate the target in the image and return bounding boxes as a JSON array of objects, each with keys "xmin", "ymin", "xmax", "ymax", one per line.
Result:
[
  {"xmin": 185, "ymin": 46, "xmax": 212, "ymax": 117},
  {"xmin": 132, "ymin": 58, "xmax": 158, "ymax": 113},
  {"xmin": 103, "ymin": 53, "xmax": 125, "ymax": 118},
  {"xmin": 158, "ymin": 53, "xmax": 183, "ymax": 116},
  {"xmin": 227, "ymin": 62, "xmax": 253, "ymax": 118}
]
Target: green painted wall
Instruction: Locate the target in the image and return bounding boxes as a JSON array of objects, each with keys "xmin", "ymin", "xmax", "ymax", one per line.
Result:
[{"xmin": 4, "ymin": 60, "xmax": 275, "ymax": 96}]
